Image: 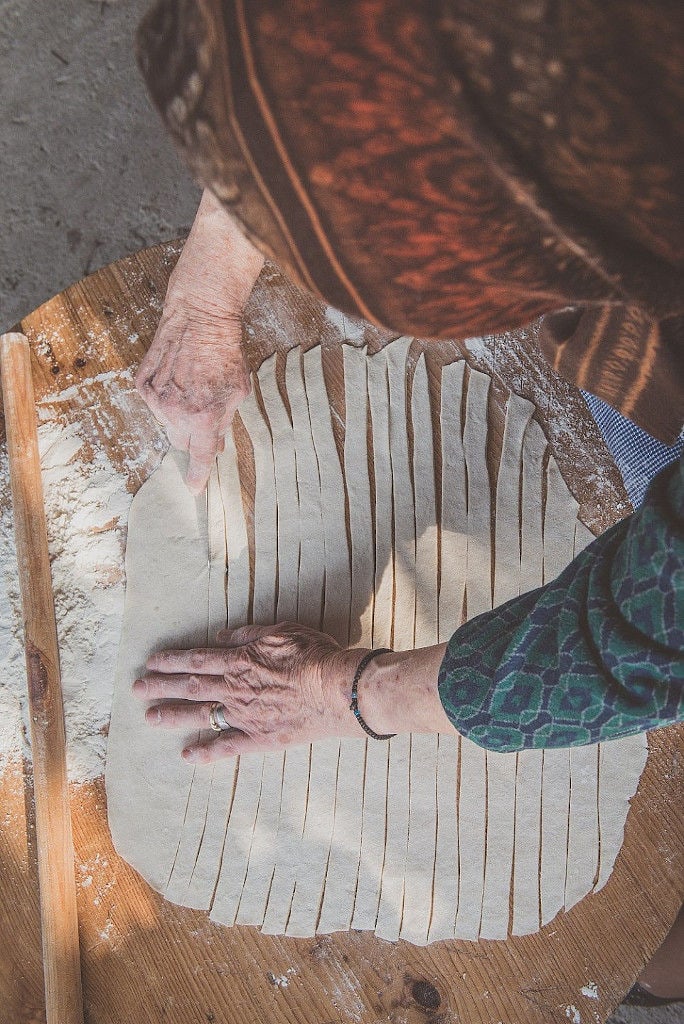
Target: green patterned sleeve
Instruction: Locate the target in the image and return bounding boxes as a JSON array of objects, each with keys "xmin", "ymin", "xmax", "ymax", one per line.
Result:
[{"xmin": 438, "ymin": 455, "xmax": 684, "ymax": 752}]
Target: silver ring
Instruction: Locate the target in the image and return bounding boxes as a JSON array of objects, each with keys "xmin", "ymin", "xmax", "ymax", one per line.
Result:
[{"xmin": 208, "ymin": 702, "xmax": 231, "ymax": 732}]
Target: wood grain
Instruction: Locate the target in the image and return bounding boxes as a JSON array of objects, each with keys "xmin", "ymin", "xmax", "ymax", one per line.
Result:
[
  {"xmin": 0, "ymin": 334, "xmax": 84, "ymax": 1024},
  {"xmin": 0, "ymin": 242, "xmax": 681, "ymax": 1024}
]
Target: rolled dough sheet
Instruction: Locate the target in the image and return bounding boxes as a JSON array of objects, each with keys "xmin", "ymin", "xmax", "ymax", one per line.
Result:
[{"xmin": 106, "ymin": 339, "xmax": 648, "ymax": 943}]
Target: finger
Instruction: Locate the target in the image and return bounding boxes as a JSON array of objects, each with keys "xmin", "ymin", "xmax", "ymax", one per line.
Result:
[
  {"xmin": 167, "ymin": 425, "xmax": 191, "ymax": 451},
  {"xmin": 185, "ymin": 458, "xmax": 214, "ymax": 495},
  {"xmin": 135, "ymin": 347, "xmax": 163, "ymax": 392},
  {"xmin": 182, "ymin": 729, "xmax": 265, "ymax": 763},
  {"xmin": 145, "ymin": 699, "xmax": 230, "ymax": 730},
  {"xmin": 146, "ymin": 647, "xmax": 235, "ymax": 675},
  {"xmin": 185, "ymin": 462, "xmax": 212, "ymax": 495},
  {"xmin": 216, "ymin": 624, "xmax": 278, "ymax": 647},
  {"xmin": 134, "ymin": 669, "xmax": 226, "ymax": 700},
  {"xmin": 186, "ymin": 430, "xmax": 221, "ymax": 494}
]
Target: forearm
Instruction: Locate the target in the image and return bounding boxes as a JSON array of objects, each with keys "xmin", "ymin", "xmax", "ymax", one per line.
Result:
[
  {"xmin": 438, "ymin": 456, "xmax": 684, "ymax": 752},
  {"xmin": 328, "ymin": 644, "xmax": 456, "ymax": 738},
  {"xmin": 179, "ymin": 189, "xmax": 265, "ymax": 314}
]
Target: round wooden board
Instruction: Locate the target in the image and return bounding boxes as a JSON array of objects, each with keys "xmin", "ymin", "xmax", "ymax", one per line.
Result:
[{"xmin": 0, "ymin": 243, "xmax": 682, "ymax": 1024}]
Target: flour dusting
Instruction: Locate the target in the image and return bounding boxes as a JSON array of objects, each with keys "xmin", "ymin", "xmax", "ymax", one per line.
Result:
[
  {"xmin": 0, "ymin": 397, "xmax": 134, "ymax": 782},
  {"xmin": 324, "ymin": 305, "xmax": 366, "ymax": 345}
]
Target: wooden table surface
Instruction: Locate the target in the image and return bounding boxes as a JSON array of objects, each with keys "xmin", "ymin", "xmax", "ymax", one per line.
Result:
[{"xmin": 0, "ymin": 242, "xmax": 682, "ymax": 1024}]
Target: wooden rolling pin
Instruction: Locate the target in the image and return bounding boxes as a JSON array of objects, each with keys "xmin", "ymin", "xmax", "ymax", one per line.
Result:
[{"xmin": 0, "ymin": 333, "xmax": 84, "ymax": 1024}]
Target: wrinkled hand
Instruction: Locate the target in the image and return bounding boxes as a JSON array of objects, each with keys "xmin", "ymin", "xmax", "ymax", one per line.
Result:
[
  {"xmin": 134, "ymin": 623, "xmax": 364, "ymax": 763},
  {"xmin": 136, "ymin": 190, "xmax": 264, "ymax": 494}
]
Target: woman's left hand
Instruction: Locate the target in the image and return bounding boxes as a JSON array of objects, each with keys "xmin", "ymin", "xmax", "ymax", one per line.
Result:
[{"xmin": 134, "ymin": 623, "xmax": 364, "ymax": 762}]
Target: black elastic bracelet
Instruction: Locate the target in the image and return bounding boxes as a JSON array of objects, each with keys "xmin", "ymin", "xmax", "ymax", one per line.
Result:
[{"xmin": 349, "ymin": 648, "xmax": 396, "ymax": 741}]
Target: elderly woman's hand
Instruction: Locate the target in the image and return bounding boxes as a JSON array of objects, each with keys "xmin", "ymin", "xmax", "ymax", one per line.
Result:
[
  {"xmin": 134, "ymin": 623, "xmax": 454, "ymax": 762},
  {"xmin": 134, "ymin": 623, "xmax": 363, "ymax": 762},
  {"xmin": 135, "ymin": 189, "xmax": 264, "ymax": 495}
]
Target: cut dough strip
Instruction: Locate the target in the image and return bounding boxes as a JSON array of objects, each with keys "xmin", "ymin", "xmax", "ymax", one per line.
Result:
[
  {"xmin": 537, "ymin": 454, "xmax": 578, "ymax": 926},
  {"xmin": 427, "ymin": 734, "xmax": 460, "ymax": 943},
  {"xmin": 239, "ymin": 391, "xmax": 278, "ymax": 625},
  {"xmin": 463, "ymin": 368, "xmax": 492, "ymax": 620},
  {"xmin": 565, "ymin": 745, "xmax": 600, "ymax": 908},
  {"xmin": 258, "ymin": 355, "xmax": 300, "ymax": 621},
  {"xmin": 480, "ymin": 750, "xmax": 517, "ymax": 940},
  {"xmin": 386, "ymin": 337, "xmax": 416, "ymax": 650},
  {"xmin": 317, "ymin": 736, "xmax": 367, "ymax": 934},
  {"xmin": 375, "ymin": 732, "xmax": 411, "ymax": 941},
  {"xmin": 439, "ymin": 359, "xmax": 467, "ymax": 641},
  {"xmin": 210, "ymin": 753, "xmax": 266, "ymax": 926},
  {"xmin": 539, "ymin": 747, "xmax": 571, "ymax": 927},
  {"xmin": 350, "ymin": 739, "xmax": 390, "ymax": 932},
  {"xmin": 287, "ymin": 347, "xmax": 325, "ymax": 629},
  {"xmin": 260, "ymin": 744, "xmax": 312, "ymax": 934},
  {"xmin": 493, "ymin": 394, "xmax": 533, "ymax": 607},
  {"xmin": 511, "ymin": 751, "xmax": 543, "ymax": 936},
  {"xmin": 222, "ymin": 428, "xmax": 250, "ymax": 629},
  {"xmin": 367, "ymin": 349, "xmax": 394, "ymax": 650},
  {"xmin": 520, "ymin": 417, "xmax": 547, "ymax": 594},
  {"xmin": 543, "ymin": 455, "xmax": 579, "ymax": 584},
  {"xmin": 343, "ymin": 344, "xmax": 374, "ymax": 647},
  {"xmin": 304, "ymin": 346, "xmax": 351, "ymax": 644},
  {"xmin": 400, "ymin": 732, "xmax": 439, "ymax": 944},
  {"xmin": 595, "ymin": 734, "xmax": 648, "ymax": 892},
  {"xmin": 412, "ymin": 353, "xmax": 439, "ymax": 649}
]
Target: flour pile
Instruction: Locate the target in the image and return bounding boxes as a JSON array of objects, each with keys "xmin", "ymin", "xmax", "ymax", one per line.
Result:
[{"xmin": 0, "ymin": 406, "xmax": 133, "ymax": 782}]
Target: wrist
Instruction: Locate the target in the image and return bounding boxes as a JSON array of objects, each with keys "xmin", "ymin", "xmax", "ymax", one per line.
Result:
[
  {"xmin": 323, "ymin": 643, "xmax": 455, "ymax": 740},
  {"xmin": 361, "ymin": 645, "xmax": 453, "ymax": 736},
  {"xmin": 321, "ymin": 647, "xmax": 368, "ymax": 737}
]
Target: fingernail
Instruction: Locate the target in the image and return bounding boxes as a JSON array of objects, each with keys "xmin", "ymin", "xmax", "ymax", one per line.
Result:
[
  {"xmin": 145, "ymin": 707, "xmax": 162, "ymax": 725},
  {"xmin": 182, "ymin": 747, "xmax": 197, "ymax": 761}
]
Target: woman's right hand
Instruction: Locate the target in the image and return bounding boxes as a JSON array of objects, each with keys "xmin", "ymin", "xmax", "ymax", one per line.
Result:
[{"xmin": 136, "ymin": 190, "xmax": 264, "ymax": 494}]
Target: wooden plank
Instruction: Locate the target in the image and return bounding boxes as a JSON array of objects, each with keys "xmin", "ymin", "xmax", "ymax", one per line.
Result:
[{"xmin": 0, "ymin": 334, "xmax": 84, "ymax": 1024}]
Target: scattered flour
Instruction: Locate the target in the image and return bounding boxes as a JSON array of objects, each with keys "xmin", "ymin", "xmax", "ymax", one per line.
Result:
[
  {"xmin": 324, "ymin": 305, "xmax": 367, "ymax": 345},
  {"xmin": 581, "ymin": 982, "xmax": 599, "ymax": 1000},
  {"xmin": 463, "ymin": 335, "xmax": 492, "ymax": 360},
  {"xmin": 268, "ymin": 973, "xmax": 289, "ymax": 989},
  {"xmin": 267, "ymin": 968, "xmax": 297, "ymax": 989},
  {"xmin": 0, "ymin": 408, "xmax": 133, "ymax": 783}
]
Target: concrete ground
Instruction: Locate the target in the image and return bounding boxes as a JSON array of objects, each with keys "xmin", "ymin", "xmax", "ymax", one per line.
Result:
[
  {"xmin": 0, "ymin": 0, "xmax": 199, "ymax": 331},
  {"xmin": 0, "ymin": 3, "xmax": 680, "ymax": 1022}
]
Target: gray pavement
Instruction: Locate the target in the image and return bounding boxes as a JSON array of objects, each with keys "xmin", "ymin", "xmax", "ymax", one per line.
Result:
[
  {"xmin": 0, "ymin": 3, "xmax": 680, "ymax": 1021},
  {"xmin": 0, "ymin": 0, "xmax": 199, "ymax": 331}
]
